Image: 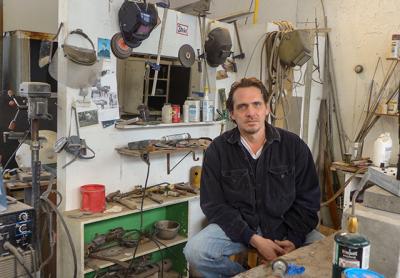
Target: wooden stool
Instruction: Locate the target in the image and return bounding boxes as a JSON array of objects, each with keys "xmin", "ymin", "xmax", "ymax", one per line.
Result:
[{"xmin": 230, "ymin": 248, "xmax": 259, "ymax": 269}]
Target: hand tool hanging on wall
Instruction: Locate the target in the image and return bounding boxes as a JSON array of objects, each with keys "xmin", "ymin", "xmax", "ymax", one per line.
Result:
[{"xmin": 150, "ymin": 1, "xmax": 170, "ymax": 96}]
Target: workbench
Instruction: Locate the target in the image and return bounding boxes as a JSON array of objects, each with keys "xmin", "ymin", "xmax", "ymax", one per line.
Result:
[{"xmin": 234, "ymin": 234, "xmax": 334, "ymax": 277}]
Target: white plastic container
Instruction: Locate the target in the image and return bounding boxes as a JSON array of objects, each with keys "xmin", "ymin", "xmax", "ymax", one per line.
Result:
[
  {"xmin": 185, "ymin": 99, "xmax": 200, "ymax": 122},
  {"xmin": 182, "ymin": 104, "xmax": 189, "ymax": 123},
  {"xmin": 372, "ymin": 132, "xmax": 392, "ymax": 167},
  {"xmin": 202, "ymin": 99, "xmax": 214, "ymax": 122}
]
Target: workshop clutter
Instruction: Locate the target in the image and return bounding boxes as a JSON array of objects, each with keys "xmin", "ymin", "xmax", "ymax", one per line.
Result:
[
  {"xmin": 80, "ymin": 184, "xmax": 106, "ymax": 213},
  {"xmin": 160, "ymin": 97, "xmax": 215, "ymax": 124},
  {"xmin": 85, "ymin": 226, "xmax": 178, "ymax": 277},
  {"xmin": 154, "ymin": 220, "xmax": 180, "ymax": 240},
  {"xmin": 106, "ymin": 182, "xmax": 198, "ymax": 210}
]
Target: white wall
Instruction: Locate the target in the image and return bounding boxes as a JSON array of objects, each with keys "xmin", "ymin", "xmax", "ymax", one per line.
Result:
[
  {"xmin": 57, "ymin": 0, "xmax": 237, "ymax": 210},
  {"xmin": 297, "ymin": 0, "xmax": 400, "ymax": 163},
  {"xmin": 3, "ymin": 0, "xmax": 58, "ymax": 33}
]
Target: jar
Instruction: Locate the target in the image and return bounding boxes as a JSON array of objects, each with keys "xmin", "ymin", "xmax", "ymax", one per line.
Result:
[
  {"xmin": 387, "ymin": 99, "xmax": 397, "ymax": 115},
  {"xmin": 162, "ymin": 103, "xmax": 172, "ymax": 123}
]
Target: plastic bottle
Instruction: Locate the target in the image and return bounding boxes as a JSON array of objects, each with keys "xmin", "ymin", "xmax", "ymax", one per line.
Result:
[
  {"xmin": 0, "ymin": 163, "xmax": 8, "ymax": 212},
  {"xmin": 372, "ymin": 133, "xmax": 392, "ymax": 167},
  {"xmin": 182, "ymin": 103, "xmax": 189, "ymax": 123},
  {"xmin": 162, "ymin": 103, "xmax": 172, "ymax": 124}
]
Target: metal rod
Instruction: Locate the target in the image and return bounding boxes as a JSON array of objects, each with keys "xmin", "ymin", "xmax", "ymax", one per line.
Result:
[
  {"xmin": 151, "ymin": 7, "xmax": 168, "ymax": 96},
  {"xmin": 30, "ymin": 118, "xmax": 42, "ymax": 266},
  {"xmin": 357, "ymin": 61, "xmax": 399, "ymax": 141}
]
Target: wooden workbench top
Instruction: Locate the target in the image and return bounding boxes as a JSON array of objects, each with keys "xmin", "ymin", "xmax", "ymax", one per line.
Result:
[{"xmin": 235, "ymin": 234, "xmax": 334, "ymax": 277}]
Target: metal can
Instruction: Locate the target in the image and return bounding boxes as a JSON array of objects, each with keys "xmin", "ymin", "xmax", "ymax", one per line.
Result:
[
  {"xmin": 171, "ymin": 104, "xmax": 181, "ymax": 123},
  {"xmin": 391, "ymin": 34, "xmax": 400, "ymax": 59},
  {"xmin": 332, "ymin": 232, "xmax": 370, "ymax": 278},
  {"xmin": 202, "ymin": 99, "xmax": 214, "ymax": 122}
]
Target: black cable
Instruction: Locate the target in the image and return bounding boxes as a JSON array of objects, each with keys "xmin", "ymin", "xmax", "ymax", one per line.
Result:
[
  {"xmin": 40, "ymin": 196, "xmax": 77, "ymax": 278},
  {"xmin": 150, "ymin": 236, "xmax": 190, "ymax": 273},
  {"xmin": 2, "ymin": 130, "xmax": 30, "ymax": 173},
  {"xmin": 124, "ymin": 159, "xmax": 151, "ymax": 278}
]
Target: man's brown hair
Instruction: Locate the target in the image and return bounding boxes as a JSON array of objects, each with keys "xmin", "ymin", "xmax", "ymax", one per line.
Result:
[{"xmin": 226, "ymin": 77, "xmax": 270, "ymax": 112}]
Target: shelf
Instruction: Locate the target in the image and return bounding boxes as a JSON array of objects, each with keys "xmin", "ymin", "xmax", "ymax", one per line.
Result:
[
  {"xmin": 375, "ymin": 112, "xmax": 399, "ymax": 117},
  {"xmin": 84, "ymin": 234, "xmax": 187, "ymax": 273},
  {"xmin": 64, "ymin": 194, "xmax": 199, "ymax": 224},
  {"xmin": 115, "ymin": 120, "xmax": 225, "ymax": 129},
  {"xmin": 148, "ymin": 95, "xmax": 167, "ymax": 98},
  {"xmin": 116, "ymin": 146, "xmax": 207, "ymax": 157}
]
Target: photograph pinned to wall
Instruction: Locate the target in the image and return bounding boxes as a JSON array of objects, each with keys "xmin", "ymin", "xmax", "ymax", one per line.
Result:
[
  {"xmin": 76, "ymin": 107, "xmax": 99, "ymax": 127},
  {"xmin": 91, "ymin": 63, "xmax": 120, "ymax": 123},
  {"xmin": 97, "ymin": 38, "xmax": 111, "ymax": 59}
]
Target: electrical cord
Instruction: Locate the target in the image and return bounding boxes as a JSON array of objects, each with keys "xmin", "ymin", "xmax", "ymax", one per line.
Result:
[
  {"xmin": 3, "ymin": 241, "xmax": 34, "ymax": 278},
  {"xmin": 2, "ymin": 130, "xmax": 30, "ymax": 174},
  {"xmin": 320, "ymin": 168, "xmax": 366, "ymax": 207},
  {"xmin": 124, "ymin": 157, "xmax": 151, "ymax": 278},
  {"xmin": 40, "ymin": 195, "xmax": 77, "ymax": 278}
]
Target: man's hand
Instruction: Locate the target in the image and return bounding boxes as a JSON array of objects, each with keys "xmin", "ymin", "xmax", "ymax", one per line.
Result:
[
  {"xmin": 274, "ymin": 239, "xmax": 296, "ymax": 253},
  {"xmin": 249, "ymin": 234, "xmax": 285, "ymax": 262}
]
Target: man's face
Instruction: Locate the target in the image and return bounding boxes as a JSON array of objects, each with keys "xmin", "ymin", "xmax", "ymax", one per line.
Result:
[{"xmin": 230, "ymin": 86, "xmax": 269, "ymax": 135}]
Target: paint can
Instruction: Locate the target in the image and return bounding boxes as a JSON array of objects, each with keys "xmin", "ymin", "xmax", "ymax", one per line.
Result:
[
  {"xmin": 202, "ymin": 99, "xmax": 214, "ymax": 122},
  {"xmin": 391, "ymin": 34, "xmax": 400, "ymax": 59},
  {"xmin": 332, "ymin": 232, "xmax": 370, "ymax": 278},
  {"xmin": 171, "ymin": 104, "xmax": 181, "ymax": 123},
  {"xmin": 185, "ymin": 99, "xmax": 200, "ymax": 122}
]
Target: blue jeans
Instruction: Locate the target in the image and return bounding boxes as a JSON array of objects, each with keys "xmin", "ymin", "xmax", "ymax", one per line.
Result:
[{"xmin": 183, "ymin": 224, "xmax": 324, "ymax": 278}]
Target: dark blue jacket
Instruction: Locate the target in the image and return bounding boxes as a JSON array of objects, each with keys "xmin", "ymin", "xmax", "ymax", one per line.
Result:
[{"xmin": 200, "ymin": 124, "xmax": 320, "ymax": 248}]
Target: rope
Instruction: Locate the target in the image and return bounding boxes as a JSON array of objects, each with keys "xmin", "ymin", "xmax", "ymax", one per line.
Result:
[{"xmin": 262, "ymin": 21, "xmax": 294, "ymax": 123}]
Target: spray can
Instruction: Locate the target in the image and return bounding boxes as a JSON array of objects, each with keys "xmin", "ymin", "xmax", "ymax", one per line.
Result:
[
  {"xmin": 332, "ymin": 232, "xmax": 370, "ymax": 278},
  {"xmin": 171, "ymin": 104, "xmax": 181, "ymax": 123}
]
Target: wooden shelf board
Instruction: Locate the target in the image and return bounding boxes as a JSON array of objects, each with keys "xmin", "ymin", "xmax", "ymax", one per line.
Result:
[
  {"xmin": 64, "ymin": 195, "xmax": 199, "ymax": 224},
  {"xmin": 84, "ymin": 235, "xmax": 187, "ymax": 273},
  {"xmin": 375, "ymin": 112, "xmax": 399, "ymax": 117},
  {"xmin": 116, "ymin": 146, "xmax": 206, "ymax": 157},
  {"xmin": 115, "ymin": 120, "xmax": 225, "ymax": 129}
]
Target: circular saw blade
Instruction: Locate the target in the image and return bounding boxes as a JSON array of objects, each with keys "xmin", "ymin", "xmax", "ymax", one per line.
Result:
[
  {"xmin": 178, "ymin": 44, "xmax": 195, "ymax": 68},
  {"xmin": 111, "ymin": 32, "xmax": 132, "ymax": 59}
]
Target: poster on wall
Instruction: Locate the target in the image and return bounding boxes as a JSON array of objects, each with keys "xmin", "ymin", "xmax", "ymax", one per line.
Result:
[{"xmin": 91, "ymin": 63, "xmax": 119, "ymax": 123}]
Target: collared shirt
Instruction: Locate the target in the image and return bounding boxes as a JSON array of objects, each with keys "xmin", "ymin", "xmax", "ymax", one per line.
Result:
[
  {"xmin": 240, "ymin": 136, "xmax": 265, "ymax": 159},
  {"xmin": 200, "ymin": 123, "xmax": 320, "ymax": 247}
]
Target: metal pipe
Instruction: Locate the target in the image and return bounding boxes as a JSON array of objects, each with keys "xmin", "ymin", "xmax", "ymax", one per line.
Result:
[
  {"xmin": 253, "ymin": 0, "xmax": 259, "ymax": 24},
  {"xmin": 30, "ymin": 119, "xmax": 42, "ymax": 266}
]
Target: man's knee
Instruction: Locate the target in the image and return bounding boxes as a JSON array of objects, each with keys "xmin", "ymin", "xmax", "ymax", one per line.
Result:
[{"xmin": 184, "ymin": 232, "xmax": 222, "ymax": 267}]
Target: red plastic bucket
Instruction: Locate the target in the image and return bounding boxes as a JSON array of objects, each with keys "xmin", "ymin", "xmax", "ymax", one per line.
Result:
[{"xmin": 80, "ymin": 184, "xmax": 105, "ymax": 213}]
